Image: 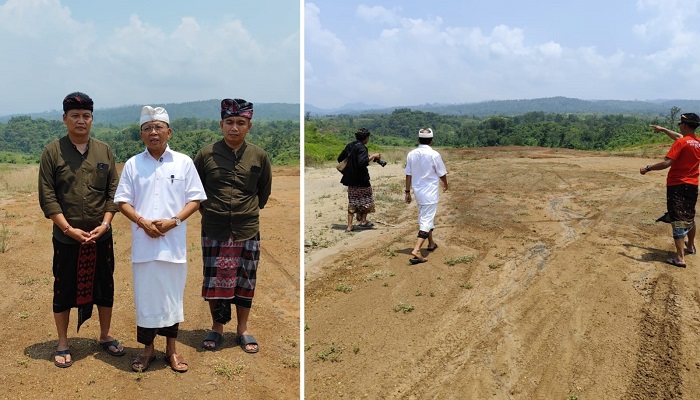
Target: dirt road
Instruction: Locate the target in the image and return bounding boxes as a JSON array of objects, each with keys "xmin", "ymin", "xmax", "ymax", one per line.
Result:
[
  {"xmin": 305, "ymin": 147, "xmax": 699, "ymax": 399},
  {"xmin": 0, "ymin": 165, "xmax": 300, "ymax": 400}
]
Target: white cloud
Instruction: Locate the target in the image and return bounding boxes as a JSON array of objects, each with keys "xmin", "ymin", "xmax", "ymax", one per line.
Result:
[
  {"xmin": 0, "ymin": 0, "xmax": 299, "ymax": 115},
  {"xmin": 306, "ymin": 0, "xmax": 700, "ymax": 108},
  {"xmin": 356, "ymin": 4, "xmax": 399, "ymax": 25}
]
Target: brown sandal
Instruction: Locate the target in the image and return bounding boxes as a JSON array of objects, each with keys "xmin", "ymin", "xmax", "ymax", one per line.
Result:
[
  {"xmin": 165, "ymin": 353, "xmax": 188, "ymax": 373},
  {"xmin": 131, "ymin": 354, "xmax": 156, "ymax": 372}
]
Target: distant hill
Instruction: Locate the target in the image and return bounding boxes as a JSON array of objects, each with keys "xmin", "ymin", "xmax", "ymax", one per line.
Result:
[
  {"xmin": 306, "ymin": 97, "xmax": 700, "ymax": 117},
  {"xmin": 1, "ymin": 99, "xmax": 300, "ymax": 126}
]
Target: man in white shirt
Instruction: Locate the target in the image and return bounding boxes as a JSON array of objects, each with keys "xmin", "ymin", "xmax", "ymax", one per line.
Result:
[
  {"xmin": 404, "ymin": 128, "xmax": 448, "ymax": 264},
  {"xmin": 114, "ymin": 106, "xmax": 206, "ymax": 373}
]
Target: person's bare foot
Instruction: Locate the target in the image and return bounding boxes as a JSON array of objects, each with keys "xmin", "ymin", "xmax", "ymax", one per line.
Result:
[
  {"xmin": 236, "ymin": 331, "xmax": 259, "ymax": 353},
  {"xmin": 410, "ymin": 250, "xmax": 426, "ymax": 261},
  {"xmin": 203, "ymin": 329, "xmax": 224, "ymax": 350}
]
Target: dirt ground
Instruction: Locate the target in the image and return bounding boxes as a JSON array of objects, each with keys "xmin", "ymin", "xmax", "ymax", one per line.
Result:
[
  {"xmin": 304, "ymin": 146, "xmax": 700, "ymax": 399},
  {"xmin": 0, "ymin": 165, "xmax": 300, "ymax": 400}
]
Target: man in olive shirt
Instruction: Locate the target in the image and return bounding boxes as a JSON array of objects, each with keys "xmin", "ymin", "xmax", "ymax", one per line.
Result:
[
  {"xmin": 194, "ymin": 98, "xmax": 272, "ymax": 353},
  {"xmin": 38, "ymin": 92, "xmax": 125, "ymax": 368}
]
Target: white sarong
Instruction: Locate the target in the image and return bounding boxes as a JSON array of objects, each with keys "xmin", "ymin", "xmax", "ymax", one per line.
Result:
[{"xmin": 132, "ymin": 260, "xmax": 187, "ymax": 328}]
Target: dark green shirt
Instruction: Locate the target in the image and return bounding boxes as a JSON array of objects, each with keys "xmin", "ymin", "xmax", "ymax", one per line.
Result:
[
  {"xmin": 38, "ymin": 136, "xmax": 119, "ymax": 244},
  {"xmin": 194, "ymin": 140, "xmax": 272, "ymax": 241}
]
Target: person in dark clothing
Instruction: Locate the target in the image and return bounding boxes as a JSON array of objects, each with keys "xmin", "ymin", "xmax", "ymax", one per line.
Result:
[
  {"xmin": 337, "ymin": 128, "xmax": 382, "ymax": 232},
  {"xmin": 38, "ymin": 92, "xmax": 125, "ymax": 368}
]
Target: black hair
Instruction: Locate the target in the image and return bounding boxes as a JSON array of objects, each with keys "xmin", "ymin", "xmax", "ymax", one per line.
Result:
[
  {"xmin": 355, "ymin": 128, "xmax": 371, "ymax": 141},
  {"xmin": 419, "ymin": 137, "xmax": 432, "ymax": 145}
]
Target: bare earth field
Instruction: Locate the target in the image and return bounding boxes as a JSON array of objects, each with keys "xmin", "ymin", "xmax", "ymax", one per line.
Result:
[
  {"xmin": 305, "ymin": 146, "xmax": 700, "ymax": 399},
  {"xmin": 0, "ymin": 165, "xmax": 300, "ymax": 400}
]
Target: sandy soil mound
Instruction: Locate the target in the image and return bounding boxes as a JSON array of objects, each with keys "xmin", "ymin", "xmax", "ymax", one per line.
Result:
[
  {"xmin": 0, "ymin": 165, "xmax": 300, "ymax": 400},
  {"xmin": 305, "ymin": 147, "xmax": 699, "ymax": 399}
]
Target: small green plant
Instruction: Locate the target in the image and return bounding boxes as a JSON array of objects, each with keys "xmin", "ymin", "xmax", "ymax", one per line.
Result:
[
  {"xmin": 353, "ymin": 343, "xmax": 360, "ymax": 354},
  {"xmin": 365, "ymin": 270, "xmax": 394, "ymax": 281},
  {"xmin": 0, "ymin": 224, "xmax": 9, "ymax": 253},
  {"xmin": 19, "ymin": 311, "xmax": 30, "ymax": 320},
  {"xmin": 18, "ymin": 276, "xmax": 39, "ymax": 285},
  {"xmin": 282, "ymin": 356, "xmax": 300, "ymax": 368},
  {"xmin": 16, "ymin": 358, "xmax": 29, "ymax": 367},
  {"xmin": 304, "ymin": 342, "xmax": 314, "ymax": 351},
  {"xmin": 335, "ymin": 284, "xmax": 353, "ymax": 293},
  {"xmin": 304, "ymin": 323, "xmax": 309, "ymax": 331},
  {"xmin": 415, "ymin": 290, "xmax": 423, "ymax": 297},
  {"xmin": 214, "ymin": 361, "xmax": 243, "ymax": 378},
  {"xmin": 394, "ymin": 302, "xmax": 415, "ymax": 313},
  {"xmin": 460, "ymin": 283, "xmax": 473, "ymax": 289},
  {"xmin": 488, "ymin": 263, "xmax": 502, "ymax": 270},
  {"xmin": 283, "ymin": 336, "xmax": 298, "ymax": 348},
  {"xmin": 445, "ymin": 255, "xmax": 475, "ymax": 266},
  {"xmin": 567, "ymin": 395, "xmax": 579, "ymax": 400},
  {"xmin": 318, "ymin": 343, "xmax": 342, "ymax": 362}
]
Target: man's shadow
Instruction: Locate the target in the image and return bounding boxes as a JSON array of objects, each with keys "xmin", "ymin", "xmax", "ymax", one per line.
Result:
[{"xmin": 620, "ymin": 243, "xmax": 685, "ymax": 268}]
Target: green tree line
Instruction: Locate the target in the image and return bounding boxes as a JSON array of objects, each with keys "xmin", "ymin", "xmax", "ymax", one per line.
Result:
[
  {"xmin": 0, "ymin": 116, "xmax": 300, "ymax": 165},
  {"xmin": 305, "ymin": 109, "xmax": 678, "ymax": 164}
]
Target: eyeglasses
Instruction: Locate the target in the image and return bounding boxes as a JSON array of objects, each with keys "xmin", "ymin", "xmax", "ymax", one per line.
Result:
[{"xmin": 141, "ymin": 124, "xmax": 168, "ymax": 133}]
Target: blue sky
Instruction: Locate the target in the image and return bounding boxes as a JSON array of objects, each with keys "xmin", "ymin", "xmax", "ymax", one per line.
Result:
[
  {"xmin": 305, "ymin": 0, "xmax": 700, "ymax": 109},
  {"xmin": 0, "ymin": 0, "xmax": 300, "ymax": 115}
]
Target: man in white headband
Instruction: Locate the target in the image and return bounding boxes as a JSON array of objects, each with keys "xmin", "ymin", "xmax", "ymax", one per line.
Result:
[
  {"xmin": 404, "ymin": 128, "xmax": 448, "ymax": 264},
  {"xmin": 114, "ymin": 106, "xmax": 207, "ymax": 372}
]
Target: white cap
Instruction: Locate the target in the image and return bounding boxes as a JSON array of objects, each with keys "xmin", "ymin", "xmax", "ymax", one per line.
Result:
[
  {"xmin": 140, "ymin": 106, "xmax": 169, "ymax": 126},
  {"xmin": 418, "ymin": 128, "xmax": 433, "ymax": 138}
]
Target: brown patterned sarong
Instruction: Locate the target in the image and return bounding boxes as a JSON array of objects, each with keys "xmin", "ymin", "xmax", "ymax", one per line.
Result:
[
  {"xmin": 52, "ymin": 237, "xmax": 115, "ymax": 331},
  {"xmin": 347, "ymin": 186, "xmax": 375, "ymax": 214},
  {"xmin": 667, "ymin": 184, "xmax": 698, "ymax": 228}
]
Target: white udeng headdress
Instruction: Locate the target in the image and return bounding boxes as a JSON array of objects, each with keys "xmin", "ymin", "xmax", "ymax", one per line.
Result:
[
  {"xmin": 140, "ymin": 106, "xmax": 170, "ymax": 125},
  {"xmin": 418, "ymin": 128, "xmax": 433, "ymax": 138}
]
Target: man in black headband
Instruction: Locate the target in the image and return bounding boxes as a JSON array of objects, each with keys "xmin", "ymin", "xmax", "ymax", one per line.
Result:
[
  {"xmin": 645, "ymin": 113, "xmax": 700, "ymax": 267},
  {"xmin": 194, "ymin": 98, "xmax": 272, "ymax": 354},
  {"xmin": 39, "ymin": 92, "xmax": 125, "ymax": 367}
]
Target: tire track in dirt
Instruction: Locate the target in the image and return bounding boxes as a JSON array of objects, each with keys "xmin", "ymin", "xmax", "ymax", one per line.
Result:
[{"xmin": 624, "ymin": 273, "xmax": 682, "ymax": 399}]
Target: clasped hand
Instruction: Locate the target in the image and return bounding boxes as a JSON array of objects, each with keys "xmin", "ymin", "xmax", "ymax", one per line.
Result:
[
  {"xmin": 139, "ymin": 218, "xmax": 177, "ymax": 238},
  {"xmin": 69, "ymin": 224, "xmax": 109, "ymax": 245}
]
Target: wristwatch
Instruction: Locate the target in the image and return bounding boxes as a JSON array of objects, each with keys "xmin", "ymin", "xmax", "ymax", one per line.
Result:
[
  {"xmin": 172, "ymin": 216, "xmax": 181, "ymax": 226},
  {"xmin": 645, "ymin": 165, "xmax": 651, "ymax": 172},
  {"xmin": 101, "ymin": 221, "xmax": 111, "ymax": 230}
]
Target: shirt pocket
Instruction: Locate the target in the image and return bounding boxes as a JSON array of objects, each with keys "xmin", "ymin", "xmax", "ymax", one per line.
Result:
[
  {"xmin": 166, "ymin": 176, "xmax": 187, "ymax": 196},
  {"xmin": 244, "ymin": 165, "xmax": 262, "ymax": 192},
  {"xmin": 88, "ymin": 163, "xmax": 110, "ymax": 191}
]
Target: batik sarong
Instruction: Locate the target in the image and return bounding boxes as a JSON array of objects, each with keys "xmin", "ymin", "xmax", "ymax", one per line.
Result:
[
  {"xmin": 52, "ymin": 237, "xmax": 114, "ymax": 331},
  {"xmin": 347, "ymin": 186, "xmax": 375, "ymax": 214},
  {"xmin": 667, "ymin": 183, "xmax": 698, "ymax": 238},
  {"xmin": 201, "ymin": 232, "xmax": 260, "ymax": 324}
]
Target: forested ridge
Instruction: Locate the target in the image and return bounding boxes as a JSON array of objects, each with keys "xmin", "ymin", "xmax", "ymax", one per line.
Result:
[
  {"xmin": 0, "ymin": 115, "xmax": 300, "ymax": 165},
  {"xmin": 304, "ymin": 107, "xmax": 682, "ymax": 164}
]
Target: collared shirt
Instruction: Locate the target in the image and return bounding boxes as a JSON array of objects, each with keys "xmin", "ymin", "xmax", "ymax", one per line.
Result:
[
  {"xmin": 114, "ymin": 145, "xmax": 207, "ymax": 263},
  {"xmin": 405, "ymin": 144, "xmax": 447, "ymax": 205},
  {"xmin": 38, "ymin": 135, "xmax": 119, "ymax": 244},
  {"xmin": 194, "ymin": 140, "xmax": 272, "ymax": 242}
]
